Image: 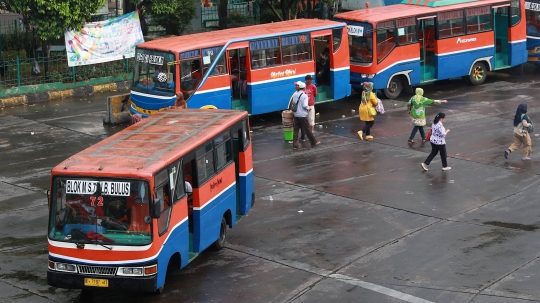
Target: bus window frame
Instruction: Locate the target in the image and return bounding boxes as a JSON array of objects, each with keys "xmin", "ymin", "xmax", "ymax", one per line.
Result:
[
  {"xmin": 242, "ymin": 119, "xmax": 251, "ymax": 151},
  {"xmin": 202, "ymin": 45, "xmax": 228, "ymax": 76},
  {"xmin": 332, "ymin": 28, "xmax": 343, "ymax": 53},
  {"xmin": 250, "ymin": 38, "xmax": 281, "ymax": 69},
  {"xmin": 465, "ymin": 6, "xmax": 493, "ymax": 34},
  {"xmin": 280, "ymin": 33, "xmax": 312, "ymax": 65},
  {"xmin": 154, "ymin": 169, "xmax": 172, "ymax": 236},
  {"xmin": 396, "ymin": 17, "xmax": 418, "ymax": 46},
  {"xmin": 437, "ymin": 9, "xmax": 466, "ymax": 39},
  {"xmin": 376, "ymin": 21, "xmax": 397, "ymax": 64},
  {"xmin": 195, "ymin": 141, "xmax": 216, "ymax": 186},
  {"xmin": 214, "ymin": 130, "xmax": 234, "ymax": 173},
  {"xmin": 168, "ymin": 160, "xmax": 184, "ymax": 205}
]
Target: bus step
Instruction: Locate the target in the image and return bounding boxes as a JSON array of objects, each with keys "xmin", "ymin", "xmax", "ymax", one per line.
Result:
[
  {"xmin": 232, "ymin": 99, "xmax": 249, "ymax": 111},
  {"xmin": 236, "ymin": 214, "xmax": 246, "ymax": 223},
  {"xmin": 188, "ymin": 252, "xmax": 199, "ymax": 262}
]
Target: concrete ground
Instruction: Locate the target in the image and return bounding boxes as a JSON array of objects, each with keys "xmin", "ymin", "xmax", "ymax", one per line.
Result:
[{"xmin": 2, "ymin": 68, "xmax": 540, "ymax": 302}]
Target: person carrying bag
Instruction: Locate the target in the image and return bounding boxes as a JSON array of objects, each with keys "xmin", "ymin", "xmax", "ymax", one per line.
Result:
[
  {"xmin": 357, "ymin": 82, "xmax": 378, "ymax": 141},
  {"xmin": 504, "ymin": 103, "xmax": 533, "ymax": 161}
]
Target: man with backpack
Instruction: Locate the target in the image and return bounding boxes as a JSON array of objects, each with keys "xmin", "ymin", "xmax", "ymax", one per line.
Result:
[{"xmin": 290, "ymin": 81, "xmax": 320, "ymax": 150}]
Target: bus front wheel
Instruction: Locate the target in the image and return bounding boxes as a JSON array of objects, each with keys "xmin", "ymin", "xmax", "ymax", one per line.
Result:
[
  {"xmin": 383, "ymin": 77, "xmax": 402, "ymax": 99},
  {"xmin": 469, "ymin": 62, "xmax": 487, "ymax": 85},
  {"xmin": 212, "ymin": 216, "xmax": 227, "ymax": 251}
]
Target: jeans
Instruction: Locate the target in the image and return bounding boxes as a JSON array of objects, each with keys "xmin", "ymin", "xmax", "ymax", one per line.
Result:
[
  {"xmin": 409, "ymin": 126, "xmax": 425, "ymax": 141},
  {"xmin": 424, "ymin": 143, "xmax": 448, "ymax": 167}
]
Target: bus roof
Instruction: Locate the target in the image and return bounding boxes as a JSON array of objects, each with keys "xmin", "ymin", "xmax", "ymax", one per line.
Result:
[
  {"xmin": 52, "ymin": 109, "xmax": 248, "ymax": 178},
  {"xmin": 137, "ymin": 19, "xmax": 345, "ymax": 53},
  {"xmin": 335, "ymin": 0, "xmax": 509, "ymax": 23}
]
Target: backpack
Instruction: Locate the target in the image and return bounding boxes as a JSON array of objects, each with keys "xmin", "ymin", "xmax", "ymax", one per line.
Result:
[
  {"xmin": 31, "ymin": 60, "xmax": 41, "ymax": 76},
  {"xmin": 521, "ymin": 114, "xmax": 534, "ymax": 133},
  {"xmin": 288, "ymin": 92, "xmax": 304, "ymax": 112},
  {"xmin": 375, "ymin": 97, "xmax": 385, "ymax": 114}
]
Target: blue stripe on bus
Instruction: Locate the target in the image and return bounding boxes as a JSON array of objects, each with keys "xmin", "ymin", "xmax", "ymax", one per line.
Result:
[
  {"xmin": 131, "ymin": 93, "xmax": 175, "ymax": 112},
  {"xmin": 187, "ymin": 88, "xmax": 232, "ymax": 110},
  {"xmin": 527, "ymin": 36, "xmax": 540, "ymax": 65},
  {"xmin": 436, "ymin": 47, "xmax": 495, "ymax": 79},
  {"xmin": 192, "ymin": 183, "xmax": 237, "ymax": 252},
  {"xmin": 156, "ymin": 218, "xmax": 190, "ymax": 289},
  {"xmin": 238, "ymin": 171, "xmax": 254, "ymax": 215},
  {"xmin": 508, "ymin": 40, "xmax": 528, "ymax": 66}
]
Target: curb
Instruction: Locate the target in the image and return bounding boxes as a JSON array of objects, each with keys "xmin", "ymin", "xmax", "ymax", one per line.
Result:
[{"xmin": 0, "ymin": 81, "xmax": 131, "ymax": 108}]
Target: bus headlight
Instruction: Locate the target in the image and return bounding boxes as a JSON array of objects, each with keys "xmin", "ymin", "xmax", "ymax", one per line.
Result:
[
  {"xmin": 367, "ymin": 74, "xmax": 375, "ymax": 78},
  {"xmin": 535, "ymin": 47, "xmax": 540, "ymax": 53},
  {"xmin": 51, "ymin": 261, "xmax": 77, "ymax": 272}
]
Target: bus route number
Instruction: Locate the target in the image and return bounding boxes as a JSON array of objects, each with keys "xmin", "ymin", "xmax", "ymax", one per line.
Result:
[{"xmin": 348, "ymin": 25, "xmax": 364, "ymax": 37}]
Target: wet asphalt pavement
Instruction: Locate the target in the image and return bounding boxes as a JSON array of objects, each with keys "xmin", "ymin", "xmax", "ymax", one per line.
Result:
[{"xmin": 3, "ymin": 66, "xmax": 540, "ymax": 302}]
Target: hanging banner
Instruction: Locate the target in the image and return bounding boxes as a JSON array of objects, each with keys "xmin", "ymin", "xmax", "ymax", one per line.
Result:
[{"xmin": 64, "ymin": 11, "xmax": 145, "ymax": 67}]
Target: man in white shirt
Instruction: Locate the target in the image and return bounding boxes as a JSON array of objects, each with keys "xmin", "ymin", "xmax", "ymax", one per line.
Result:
[{"xmin": 291, "ymin": 81, "xmax": 320, "ymax": 150}]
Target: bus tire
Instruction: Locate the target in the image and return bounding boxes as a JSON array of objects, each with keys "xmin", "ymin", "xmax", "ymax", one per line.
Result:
[
  {"xmin": 469, "ymin": 62, "xmax": 487, "ymax": 85},
  {"xmin": 80, "ymin": 289, "xmax": 93, "ymax": 302},
  {"xmin": 383, "ymin": 77, "xmax": 402, "ymax": 99},
  {"xmin": 212, "ymin": 216, "xmax": 227, "ymax": 251}
]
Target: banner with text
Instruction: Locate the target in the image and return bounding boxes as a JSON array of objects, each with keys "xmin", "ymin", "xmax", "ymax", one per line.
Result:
[{"xmin": 64, "ymin": 11, "xmax": 145, "ymax": 67}]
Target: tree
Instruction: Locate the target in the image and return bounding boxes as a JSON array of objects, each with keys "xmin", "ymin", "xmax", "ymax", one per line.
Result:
[
  {"xmin": 262, "ymin": 0, "xmax": 323, "ymax": 21},
  {"xmin": 131, "ymin": 0, "xmax": 197, "ymax": 36},
  {"xmin": 5, "ymin": 0, "xmax": 103, "ymax": 72}
]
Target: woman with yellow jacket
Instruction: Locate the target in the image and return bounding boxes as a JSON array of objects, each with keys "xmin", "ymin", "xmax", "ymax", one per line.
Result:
[{"xmin": 357, "ymin": 82, "xmax": 378, "ymax": 140}]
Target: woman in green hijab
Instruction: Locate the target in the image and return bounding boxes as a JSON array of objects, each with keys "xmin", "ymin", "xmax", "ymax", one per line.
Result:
[{"xmin": 407, "ymin": 88, "xmax": 447, "ymax": 143}]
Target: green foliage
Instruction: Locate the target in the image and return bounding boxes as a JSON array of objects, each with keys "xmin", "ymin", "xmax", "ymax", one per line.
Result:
[
  {"xmin": 6, "ymin": 0, "xmax": 103, "ymax": 42},
  {"xmin": 131, "ymin": 0, "xmax": 197, "ymax": 35},
  {"xmin": 228, "ymin": 12, "xmax": 252, "ymax": 26}
]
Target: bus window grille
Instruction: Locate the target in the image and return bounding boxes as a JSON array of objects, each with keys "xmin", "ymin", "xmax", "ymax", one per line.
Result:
[{"xmin": 77, "ymin": 265, "xmax": 117, "ymax": 276}]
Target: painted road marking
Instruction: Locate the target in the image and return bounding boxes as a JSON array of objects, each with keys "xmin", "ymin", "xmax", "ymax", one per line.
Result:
[{"xmin": 227, "ymin": 244, "xmax": 434, "ymax": 303}]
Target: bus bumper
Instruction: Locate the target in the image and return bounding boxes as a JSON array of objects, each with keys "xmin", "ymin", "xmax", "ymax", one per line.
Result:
[{"xmin": 47, "ymin": 270, "xmax": 157, "ymax": 293}]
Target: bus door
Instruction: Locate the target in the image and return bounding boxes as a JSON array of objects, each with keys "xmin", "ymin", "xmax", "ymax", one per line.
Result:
[
  {"xmin": 227, "ymin": 48, "xmax": 249, "ymax": 111},
  {"xmin": 182, "ymin": 155, "xmax": 197, "ymax": 259},
  {"xmin": 418, "ymin": 16, "xmax": 437, "ymax": 82},
  {"xmin": 493, "ymin": 5, "xmax": 511, "ymax": 68},
  {"xmin": 232, "ymin": 118, "xmax": 253, "ymax": 217},
  {"xmin": 312, "ymin": 35, "xmax": 333, "ymax": 101}
]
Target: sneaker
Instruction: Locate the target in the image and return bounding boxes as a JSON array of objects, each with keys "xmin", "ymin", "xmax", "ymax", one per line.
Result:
[
  {"xmin": 522, "ymin": 157, "xmax": 531, "ymax": 161},
  {"xmin": 504, "ymin": 150, "xmax": 509, "ymax": 159},
  {"xmin": 422, "ymin": 138, "xmax": 427, "ymax": 142},
  {"xmin": 300, "ymin": 138, "xmax": 306, "ymax": 142},
  {"xmin": 442, "ymin": 166, "xmax": 452, "ymax": 171},
  {"xmin": 408, "ymin": 139, "xmax": 414, "ymax": 144},
  {"xmin": 357, "ymin": 131, "xmax": 363, "ymax": 140},
  {"xmin": 366, "ymin": 135, "xmax": 374, "ymax": 141},
  {"xmin": 421, "ymin": 163, "xmax": 428, "ymax": 171}
]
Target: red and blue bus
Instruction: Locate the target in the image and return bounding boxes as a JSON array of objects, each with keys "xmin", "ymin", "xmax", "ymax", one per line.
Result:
[
  {"xmin": 130, "ymin": 19, "xmax": 351, "ymax": 116},
  {"xmin": 334, "ymin": 0, "xmax": 527, "ymax": 98},
  {"xmin": 47, "ymin": 109, "xmax": 254, "ymax": 293},
  {"xmin": 525, "ymin": 0, "xmax": 540, "ymax": 64}
]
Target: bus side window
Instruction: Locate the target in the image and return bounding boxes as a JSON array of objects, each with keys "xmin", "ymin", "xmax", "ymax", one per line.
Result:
[
  {"xmin": 155, "ymin": 169, "xmax": 172, "ymax": 235},
  {"xmin": 196, "ymin": 142, "xmax": 215, "ymax": 185}
]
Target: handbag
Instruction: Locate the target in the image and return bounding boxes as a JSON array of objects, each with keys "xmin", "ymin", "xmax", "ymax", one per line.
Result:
[
  {"xmin": 368, "ymin": 106, "xmax": 377, "ymax": 117},
  {"xmin": 375, "ymin": 98, "xmax": 385, "ymax": 114},
  {"xmin": 521, "ymin": 114, "xmax": 534, "ymax": 133},
  {"xmin": 426, "ymin": 128, "xmax": 432, "ymax": 140}
]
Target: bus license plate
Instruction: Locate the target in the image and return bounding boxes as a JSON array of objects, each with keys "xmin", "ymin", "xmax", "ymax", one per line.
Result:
[{"xmin": 84, "ymin": 278, "xmax": 109, "ymax": 287}]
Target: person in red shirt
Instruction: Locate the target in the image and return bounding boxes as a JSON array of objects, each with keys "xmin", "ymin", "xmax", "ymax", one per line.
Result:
[{"xmin": 300, "ymin": 74, "xmax": 318, "ymax": 141}]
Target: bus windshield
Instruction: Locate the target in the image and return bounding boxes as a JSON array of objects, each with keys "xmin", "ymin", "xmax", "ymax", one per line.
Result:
[
  {"xmin": 48, "ymin": 177, "xmax": 152, "ymax": 246},
  {"xmin": 132, "ymin": 49, "xmax": 176, "ymax": 96},
  {"xmin": 527, "ymin": 8, "xmax": 540, "ymax": 37},
  {"xmin": 345, "ymin": 22, "xmax": 374, "ymax": 63}
]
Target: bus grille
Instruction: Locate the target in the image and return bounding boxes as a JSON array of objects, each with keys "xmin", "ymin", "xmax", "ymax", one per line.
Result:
[{"xmin": 78, "ymin": 265, "xmax": 117, "ymax": 276}]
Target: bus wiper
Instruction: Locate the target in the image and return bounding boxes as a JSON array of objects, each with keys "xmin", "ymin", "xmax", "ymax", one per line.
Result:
[{"xmin": 71, "ymin": 229, "xmax": 112, "ymax": 250}]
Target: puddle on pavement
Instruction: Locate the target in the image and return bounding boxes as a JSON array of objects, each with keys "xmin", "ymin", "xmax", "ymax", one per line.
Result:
[
  {"xmin": 0, "ymin": 270, "xmax": 48, "ymax": 285},
  {"xmin": 483, "ymin": 221, "xmax": 539, "ymax": 231}
]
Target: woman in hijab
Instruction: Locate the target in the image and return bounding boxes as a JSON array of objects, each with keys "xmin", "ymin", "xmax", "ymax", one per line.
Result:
[
  {"xmin": 504, "ymin": 103, "xmax": 533, "ymax": 161},
  {"xmin": 407, "ymin": 88, "xmax": 447, "ymax": 143},
  {"xmin": 357, "ymin": 82, "xmax": 378, "ymax": 141}
]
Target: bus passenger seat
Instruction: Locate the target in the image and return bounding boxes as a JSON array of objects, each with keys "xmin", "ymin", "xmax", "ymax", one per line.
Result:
[{"xmin": 128, "ymin": 198, "xmax": 150, "ymax": 233}]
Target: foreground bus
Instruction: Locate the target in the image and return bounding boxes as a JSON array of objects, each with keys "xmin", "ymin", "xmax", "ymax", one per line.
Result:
[
  {"xmin": 130, "ymin": 19, "xmax": 351, "ymax": 116},
  {"xmin": 334, "ymin": 0, "xmax": 527, "ymax": 98},
  {"xmin": 47, "ymin": 109, "xmax": 254, "ymax": 293}
]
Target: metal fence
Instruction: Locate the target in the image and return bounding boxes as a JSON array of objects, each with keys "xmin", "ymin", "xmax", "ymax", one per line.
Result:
[
  {"xmin": 0, "ymin": 54, "xmax": 133, "ymax": 89},
  {"xmin": 201, "ymin": 1, "xmax": 260, "ymax": 28}
]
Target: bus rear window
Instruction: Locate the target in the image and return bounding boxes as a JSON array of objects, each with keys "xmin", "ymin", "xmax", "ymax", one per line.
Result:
[{"xmin": 132, "ymin": 49, "xmax": 176, "ymax": 96}]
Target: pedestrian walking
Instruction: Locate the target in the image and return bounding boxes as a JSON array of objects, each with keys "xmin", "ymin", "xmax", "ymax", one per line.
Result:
[
  {"xmin": 504, "ymin": 103, "xmax": 533, "ymax": 161},
  {"xmin": 421, "ymin": 112, "xmax": 451, "ymax": 171},
  {"xmin": 290, "ymin": 81, "xmax": 320, "ymax": 150},
  {"xmin": 300, "ymin": 74, "xmax": 318, "ymax": 141},
  {"xmin": 357, "ymin": 82, "xmax": 378, "ymax": 141},
  {"xmin": 407, "ymin": 88, "xmax": 447, "ymax": 143}
]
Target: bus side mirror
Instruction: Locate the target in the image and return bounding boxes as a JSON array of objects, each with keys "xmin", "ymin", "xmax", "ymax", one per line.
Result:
[{"xmin": 151, "ymin": 198, "xmax": 162, "ymax": 218}]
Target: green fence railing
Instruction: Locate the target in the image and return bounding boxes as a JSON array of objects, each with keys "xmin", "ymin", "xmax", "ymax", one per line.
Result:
[
  {"xmin": 0, "ymin": 53, "xmax": 133, "ymax": 89},
  {"xmin": 201, "ymin": 1, "xmax": 260, "ymax": 28}
]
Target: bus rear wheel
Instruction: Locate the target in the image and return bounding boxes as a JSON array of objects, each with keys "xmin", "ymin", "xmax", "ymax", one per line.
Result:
[
  {"xmin": 469, "ymin": 62, "xmax": 487, "ymax": 85},
  {"xmin": 383, "ymin": 77, "xmax": 402, "ymax": 99},
  {"xmin": 212, "ymin": 216, "xmax": 227, "ymax": 251}
]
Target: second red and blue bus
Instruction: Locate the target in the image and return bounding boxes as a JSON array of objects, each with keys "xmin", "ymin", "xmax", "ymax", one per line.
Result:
[
  {"xmin": 130, "ymin": 19, "xmax": 351, "ymax": 116},
  {"xmin": 334, "ymin": 0, "xmax": 527, "ymax": 98}
]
